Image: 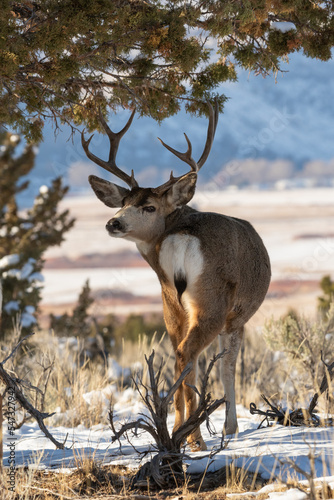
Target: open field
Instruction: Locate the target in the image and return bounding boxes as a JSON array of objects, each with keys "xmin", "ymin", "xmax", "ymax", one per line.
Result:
[{"xmin": 41, "ymin": 187, "xmax": 334, "ymax": 325}]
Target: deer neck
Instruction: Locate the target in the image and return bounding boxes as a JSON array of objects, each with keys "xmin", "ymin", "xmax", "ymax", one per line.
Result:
[
  {"xmin": 165, "ymin": 204, "xmax": 196, "ymax": 228},
  {"xmin": 136, "ymin": 205, "xmax": 197, "ymax": 270}
]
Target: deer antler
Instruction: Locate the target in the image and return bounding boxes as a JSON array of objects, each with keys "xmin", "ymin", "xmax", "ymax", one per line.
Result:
[
  {"xmin": 81, "ymin": 108, "xmax": 139, "ymax": 189},
  {"xmin": 197, "ymin": 100, "xmax": 219, "ymax": 168},
  {"xmin": 158, "ymin": 133, "xmax": 198, "ymax": 174},
  {"xmin": 154, "ymin": 100, "xmax": 219, "ymax": 194}
]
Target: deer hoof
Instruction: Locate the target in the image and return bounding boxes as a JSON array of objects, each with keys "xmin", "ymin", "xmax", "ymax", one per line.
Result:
[
  {"xmin": 223, "ymin": 423, "xmax": 238, "ymax": 436},
  {"xmin": 187, "ymin": 436, "xmax": 207, "ymax": 452}
]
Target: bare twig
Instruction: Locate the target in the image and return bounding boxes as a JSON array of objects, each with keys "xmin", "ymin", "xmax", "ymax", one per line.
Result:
[
  {"xmin": 1, "ymin": 332, "xmax": 35, "ymax": 365},
  {"xmin": 172, "ymin": 353, "xmax": 227, "ymax": 451},
  {"xmin": 34, "ymin": 359, "xmax": 55, "ymax": 412},
  {"xmin": 308, "ymin": 354, "xmax": 334, "ymax": 414},
  {"xmin": 0, "ymin": 333, "xmax": 67, "ymax": 449},
  {"xmin": 276, "ymin": 442, "xmax": 319, "ymax": 500},
  {"xmin": 0, "ymin": 392, "xmax": 3, "ymax": 473},
  {"xmin": 109, "ymin": 350, "xmax": 227, "ymax": 489},
  {"xmin": 110, "ymin": 413, "xmax": 160, "ymax": 445},
  {"xmin": 250, "ymin": 394, "xmax": 319, "ymax": 428},
  {"xmin": 250, "ymin": 355, "xmax": 334, "ymax": 428}
]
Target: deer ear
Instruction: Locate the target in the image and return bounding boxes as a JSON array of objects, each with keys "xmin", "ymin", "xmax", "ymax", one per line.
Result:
[
  {"xmin": 166, "ymin": 172, "xmax": 197, "ymax": 208},
  {"xmin": 88, "ymin": 175, "xmax": 129, "ymax": 208}
]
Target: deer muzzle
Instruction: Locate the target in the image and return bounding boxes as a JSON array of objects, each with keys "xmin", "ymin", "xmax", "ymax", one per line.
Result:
[{"xmin": 106, "ymin": 218, "xmax": 123, "ymax": 234}]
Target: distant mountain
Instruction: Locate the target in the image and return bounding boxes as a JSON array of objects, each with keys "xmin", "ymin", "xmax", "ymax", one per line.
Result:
[{"xmin": 21, "ymin": 52, "xmax": 334, "ymax": 203}]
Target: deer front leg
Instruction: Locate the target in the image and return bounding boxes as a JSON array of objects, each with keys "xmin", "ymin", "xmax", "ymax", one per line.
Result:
[
  {"xmin": 174, "ymin": 346, "xmax": 204, "ymax": 451},
  {"xmin": 176, "ymin": 318, "xmax": 223, "ymax": 451},
  {"xmin": 161, "ymin": 290, "xmax": 187, "ymax": 434}
]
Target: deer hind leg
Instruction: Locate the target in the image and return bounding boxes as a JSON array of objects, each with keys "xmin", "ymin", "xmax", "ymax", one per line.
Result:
[
  {"xmin": 172, "ymin": 353, "xmax": 185, "ymax": 433},
  {"xmin": 219, "ymin": 325, "xmax": 244, "ymax": 435}
]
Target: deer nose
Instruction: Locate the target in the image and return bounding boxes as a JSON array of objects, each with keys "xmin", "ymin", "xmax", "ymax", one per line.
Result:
[{"xmin": 106, "ymin": 218, "xmax": 122, "ymax": 232}]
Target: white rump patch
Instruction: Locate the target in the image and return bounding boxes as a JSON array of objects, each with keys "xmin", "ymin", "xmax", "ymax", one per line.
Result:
[{"xmin": 159, "ymin": 234, "xmax": 204, "ymax": 289}]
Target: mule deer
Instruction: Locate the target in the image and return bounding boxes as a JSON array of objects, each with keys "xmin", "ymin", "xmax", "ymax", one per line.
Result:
[{"xmin": 82, "ymin": 103, "xmax": 271, "ymax": 451}]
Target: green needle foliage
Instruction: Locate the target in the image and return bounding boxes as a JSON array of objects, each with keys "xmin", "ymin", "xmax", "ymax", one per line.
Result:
[
  {"xmin": 1, "ymin": 1, "xmax": 334, "ymax": 141},
  {"xmin": 318, "ymin": 275, "xmax": 334, "ymax": 318},
  {"xmin": 49, "ymin": 279, "xmax": 94, "ymax": 338},
  {"xmin": 0, "ymin": 130, "xmax": 75, "ymax": 337}
]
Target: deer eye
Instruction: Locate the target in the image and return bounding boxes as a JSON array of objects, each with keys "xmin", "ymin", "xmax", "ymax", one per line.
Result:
[{"xmin": 143, "ymin": 206, "xmax": 156, "ymax": 213}]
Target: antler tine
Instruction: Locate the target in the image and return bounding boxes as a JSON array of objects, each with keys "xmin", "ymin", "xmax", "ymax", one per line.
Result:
[
  {"xmin": 197, "ymin": 99, "xmax": 219, "ymax": 169},
  {"xmin": 98, "ymin": 108, "xmax": 135, "ymax": 165},
  {"xmin": 81, "ymin": 108, "xmax": 138, "ymax": 189},
  {"xmin": 153, "ymin": 100, "xmax": 219, "ymax": 194},
  {"xmin": 158, "ymin": 133, "xmax": 198, "ymax": 173}
]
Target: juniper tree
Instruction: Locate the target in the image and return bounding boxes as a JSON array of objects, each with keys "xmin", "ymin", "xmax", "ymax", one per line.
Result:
[
  {"xmin": 1, "ymin": 1, "xmax": 334, "ymax": 141},
  {"xmin": 0, "ymin": 131, "xmax": 75, "ymax": 337},
  {"xmin": 50, "ymin": 279, "xmax": 94, "ymax": 337},
  {"xmin": 318, "ymin": 275, "xmax": 334, "ymax": 318}
]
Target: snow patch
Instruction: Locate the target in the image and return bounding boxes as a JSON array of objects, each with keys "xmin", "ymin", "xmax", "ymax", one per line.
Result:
[
  {"xmin": 20, "ymin": 262, "xmax": 34, "ymax": 280},
  {"xmin": 4, "ymin": 300, "xmax": 20, "ymax": 314},
  {"xmin": 83, "ymin": 384, "xmax": 117, "ymax": 409},
  {"xmin": 271, "ymin": 21, "xmax": 297, "ymax": 32},
  {"xmin": 0, "ymin": 254, "xmax": 20, "ymax": 269},
  {"xmin": 21, "ymin": 307, "xmax": 37, "ymax": 328},
  {"xmin": 10, "ymin": 226, "xmax": 19, "ymax": 236},
  {"xmin": 29, "ymin": 272, "xmax": 44, "ymax": 282},
  {"xmin": 39, "ymin": 185, "xmax": 49, "ymax": 195},
  {"xmin": 107, "ymin": 358, "xmax": 131, "ymax": 381}
]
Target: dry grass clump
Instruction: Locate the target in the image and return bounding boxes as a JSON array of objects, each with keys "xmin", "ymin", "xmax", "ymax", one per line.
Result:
[
  {"xmin": 0, "ymin": 318, "xmax": 273, "ymax": 435},
  {"xmin": 118, "ymin": 332, "xmax": 175, "ymax": 388},
  {"xmin": 0, "ymin": 328, "xmax": 176, "ymax": 431},
  {"xmin": 264, "ymin": 306, "xmax": 334, "ymax": 412},
  {"xmin": 0, "ymin": 462, "xmax": 131, "ymax": 499},
  {"xmin": 0, "ymin": 329, "xmax": 111, "ymax": 428},
  {"xmin": 45, "ymin": 342, "xmax": 109, "ymax": 428},
  {"xmin": 0, "ymin": 458, "xmax": 268, "ymax": 500}
]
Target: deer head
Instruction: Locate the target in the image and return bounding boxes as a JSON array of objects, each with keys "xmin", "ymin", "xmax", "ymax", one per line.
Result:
[{"xmin": 82, "ymin": 102, "xmax": 218, "ymax": 245}]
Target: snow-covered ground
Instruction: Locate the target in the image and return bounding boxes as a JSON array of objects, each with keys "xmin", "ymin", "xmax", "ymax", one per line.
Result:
[
  {"xmin": 3, "ymin": 353, "xmax": 333, "ymax": 497},
  {"xmin": 42, "ymin": 267, "xmax": 161, "ymax": 305},
  {"xmin": 3, "ymin": 402, "xmax": 334, "ymax": 498}
]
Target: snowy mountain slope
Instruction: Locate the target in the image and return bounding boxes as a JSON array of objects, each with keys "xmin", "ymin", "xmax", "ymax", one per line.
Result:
[{"xmin": 21, "ymin": 52, "xmax": 334, "ymax": 202}]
